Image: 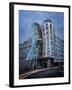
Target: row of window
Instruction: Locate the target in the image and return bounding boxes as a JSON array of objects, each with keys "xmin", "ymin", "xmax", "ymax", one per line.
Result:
[
  {"xmin": 43, "ymin": 52, "xmax": 64, "ymax": 57},
  {"xmin": 42, "ymin": 29, "xmax": 53, "ymax": 35},
  {"xmin": 43, "ymin": 23, "xmax": 53, "ymax": 30}
]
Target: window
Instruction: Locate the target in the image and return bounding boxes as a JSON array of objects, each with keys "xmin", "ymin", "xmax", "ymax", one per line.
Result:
[
  {"xmin": 43, "ymin": 52, "xmax": 45, "ymax": 55},
  {"xmin": 47, "ymin": 50, "xmax": 50, "ymax": 54},
  {"xmin": 43, "ymin": 28, "xmax": 44, "ymax": 32},
  {"xmin": 46, "ymin": 23, "xmax": 48, "ymax": 27},
  {"xmin": 43, "ymin": 47, "xmax": 45, "ymax": 51},
  {"xmin": 43, "ymin": 43, "xmax": 45, "ymax": 47},
  {"xmin": 46, "ymin": 26, "xmax": 48, "ymax": 29},
  {"xmin": 50, "ymin": 30, "xmax": 52, "ymax": 34},
  {"xmin": 50, "ymin": 24, "xmax": 52, "ymax": 29},
  {"xmin": 47, "ymin": 51, "xmax": 49, "ymax": 55},
  {"xmin": 43, "ymin": 32, "xmax": 45, "ymax": 35},
  {"xmin": 43, "ymin": 39, "xmax": 45, "ymax": 42},
  {"xmin": 46, "ymin": 31, "xmax": 48, "ymax": 34},
  {"xmin": 47, "ymin": 37, "xmax": 49, "ymax": 40}
]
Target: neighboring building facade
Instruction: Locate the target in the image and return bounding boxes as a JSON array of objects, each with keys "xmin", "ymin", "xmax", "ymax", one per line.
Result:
[
  {"xmin": 19, "ymin": 23, "xmax": 43, "ymax": 73},
  {"xmin": 19, "ymin": 19, "xmax": 64, "ymax": 73},
  {"xmin": 19, "ymin": 38, "xmax": 32, "ymax": 74},
  {"xmin": 54, "ymin": 36, "xmax": 64, "ymax": 63}
]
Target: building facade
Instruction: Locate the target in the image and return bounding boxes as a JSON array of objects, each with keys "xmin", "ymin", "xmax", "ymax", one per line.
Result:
[
  {"xmin": 26, "ymin": 23, "xmax": 43, "ymax": 60},
  {"xmin": 19, "ymin": 38, "xmax": 32, "ymax": 74},
  {"xmin": 54, "ymin": 36, "xmax": 64, "ymax": 63},
  {"xmin": 42, "ymin": 20, "xmax": 55, "ymax": 57},
  {"xmin": 42, "ymin": 19, "xmax": 64, "ymax": 67}
]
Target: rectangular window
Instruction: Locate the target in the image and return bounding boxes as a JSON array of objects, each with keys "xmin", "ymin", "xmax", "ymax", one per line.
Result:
[
  {"xmin": 50, "ymin": 30, "xmax": 52, "ymax": 34},
  {"xmin": 50, "ymin": 24, "xmax": 52, "ymax": 29},
  {"xmin": 46, "ymin": 26, "xmax": 48, "ymax": 29}
]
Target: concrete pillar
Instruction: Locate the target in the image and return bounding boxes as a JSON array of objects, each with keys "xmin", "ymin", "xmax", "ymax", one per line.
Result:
[{"xmin": 47, "ymin": 59, "xmax": 51, "ymax": 68}]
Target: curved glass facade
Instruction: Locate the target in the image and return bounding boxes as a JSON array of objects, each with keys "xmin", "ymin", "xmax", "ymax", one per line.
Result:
[{"xmin": 26, "ymin": 23, "xmax": 43, "ymax": 60}]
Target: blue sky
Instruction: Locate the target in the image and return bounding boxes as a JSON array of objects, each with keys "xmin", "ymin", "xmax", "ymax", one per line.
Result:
[{"xmin": 19, "ymin": 10, "xmax": 64, "ymax": 43}]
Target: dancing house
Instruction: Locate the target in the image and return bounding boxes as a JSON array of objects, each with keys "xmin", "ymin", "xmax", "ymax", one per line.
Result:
[{"xmin": 19, "ymin": 19, "xmax": 64, "ymax": 74}]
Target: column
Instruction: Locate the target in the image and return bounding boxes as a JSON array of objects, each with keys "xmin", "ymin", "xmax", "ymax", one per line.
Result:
[{"xmin": 47, "ymin": 59, "xmax": 51, "ymax": 68}]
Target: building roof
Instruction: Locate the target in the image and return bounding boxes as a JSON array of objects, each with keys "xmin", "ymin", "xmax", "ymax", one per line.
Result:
[
  {"xmin": 43, "ymin": 19, "xmax": 52, "ymax": 23},
  {"xmin": 32, "ymin": 22, "xmax": 40, "ymax": 26}
]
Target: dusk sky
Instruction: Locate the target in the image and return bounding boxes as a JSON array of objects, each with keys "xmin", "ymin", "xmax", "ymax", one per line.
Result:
[{"xmin": 19, "ymin": 10, "xmax": 64, "ymax": 43}]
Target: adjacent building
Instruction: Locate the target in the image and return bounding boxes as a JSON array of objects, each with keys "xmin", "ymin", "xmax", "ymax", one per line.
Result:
[{"xmin": 19, "ymin": 38, "xmax": 32, "ymax": 73}]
